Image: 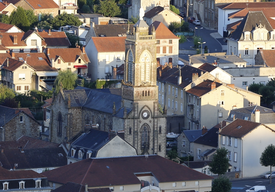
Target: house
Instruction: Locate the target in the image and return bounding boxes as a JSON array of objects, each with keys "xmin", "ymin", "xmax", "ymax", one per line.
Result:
[
  {"xmin": 1, "ymin": 52, "xmax": 58, "ymax": 93},
  {"xmin": 144, "ymin": 6, "xmax": 182, "ymax": 27},
  {"xmin": 0, "ymin": 105, "xmax": 40, "ymax": 141},
  {"xmin": 68, "ymin": 129, "xmax": 137, "ymax": 164},
  {"xmin": 217, "ymin": 2, "xmax": 275, "ymax": 37},
  {"xmin": 198, "ymin": 63, "xmax": 232, "ymax": 84},
  {"xmin": 43, "ymin": 155, "xmax": 213, "ymax": 192},
  {"xmin": 0, "ymin": 2, "xmax": 17, "ymax": 16},
  {"xmin": 0, "ymin": 166, "xmax": 51, "ymax": 191},
  {"xmin": 227, "ymin": 10, "xmax": 275, "ymax": 65},
  {"xmin": 0, "ymin": 22, "xmax": 22, "ymax": 33},
  {"xmin": 37, "ymin": 30, "xmax": 71, "ymax": 48},
  {"xmin": 227, "ymin": 105, "xmax": 275, "ymax": 124},
  {"xmin": 183, "ymin": 161, "xmax": 213, "ymax": 176},
  {"xmin": 189, "ymin": 52, "xmax": 247, "ymax": 68},
  {"xmin": 6, "ymin": 0, "xmax": 59, "ymax": 17},
  {"xmin": 53, "ymin": 0, "xmax": 78, "ymax": 14},
  {"xmin": 128, "ymin": 0, "xmax": 170, "ymax": 19},
  {"xmin": 219, "ymin": 119, "xmax": 275, "ymax": 178},
  {"xmin": 85, "ymin": 36, "xmax": 126, "ymax": 80},
  {"xmin": 46, "ymin": 47, "xmax": 89, "ymax": 77}
]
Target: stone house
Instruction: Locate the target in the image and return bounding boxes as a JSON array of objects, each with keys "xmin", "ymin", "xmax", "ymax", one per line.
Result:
[
  {"xmin": 219, "ymin": 119, "xmax": 275, "ymax": 178},
  {"xmin": 0, "ymin": 105, "xmax": 40, "ymax": 141},
  {"xmin": 44, "ymin": 155, "xmax": 213, "ymax": 192},
  {"xmin": 0, "ymin": 2, "xmax": 17, "ymax": 16}
]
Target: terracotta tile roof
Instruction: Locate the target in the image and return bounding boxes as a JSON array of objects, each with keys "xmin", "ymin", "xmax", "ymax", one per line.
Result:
[
  {"xmin": 186, "ymin": 80, "xmax": 222, "ymax": 97},
  {"xmin": 92, "ymin": 37, "xmax": 126, "ymax": 52},
  {"xmin": 0, "ymin": 53, "xmax": 11, "ymax": 64},
  {"xmin": 43, "ymin": 155, "xmax": 213, "ymax": 186},
  {"xmin": 26, "ymin": 0, "xmax": 59, "ymax": 9},
  {"xmin": 219, "ymin": 119, "xmax": 261, "ymax": 138},
  {"xmin": 0, "ymin": 32, "xmax": 27, "ymax": 47},
  {"xmin": 93, "ymin": 24, "xmax": 134, "ymax": 37},
  {"xmin": 38, "ymin": 30, "xmax": 71, "ymax": 47},
  {"xmin": 218, "ymin": 2, "xmax": 275, "ymax": 10},
  {"xmin": 47, "ymin": 47, "xmax": 89, "ymax": 63},
  {"xmin": 0, "ymin": 2, "xmax": 6, "ymax": 11},
  {"xmin": 2, "ymin": 57, "xmax": 24, "ymax": 71},
  {"xmin": 0, "ymin": 166, "xmax": 46, "ymax": 180},
  {"xmin": 198, "ymin": 63, "xmax": 217, "ymax": 72},
  {"xmin": 144, "ymin": 6, "xmax": 164, "ymax": 18},
  {"xmin": 15, "ymin": 108, "xmax": 34, "ymax": 118},
  {"xmin": 149, "ymin": 21, "xmax": 179, "ymax": 39},
  {"xmin": 259, "ymin": 50, "xmax": 275, "ymax": 67},
  {"xmin": 0, "ymin": 22, "xmax": 13, "ymax": 32}
]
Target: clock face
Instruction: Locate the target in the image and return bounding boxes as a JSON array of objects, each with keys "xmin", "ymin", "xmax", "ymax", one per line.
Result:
[{"xmin": 142, "ymin": 110, "xmax": 149, "ymax": 119}]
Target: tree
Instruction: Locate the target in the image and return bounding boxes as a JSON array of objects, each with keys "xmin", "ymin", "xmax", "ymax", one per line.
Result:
[
  {"xmin": 0, "ymin": 14, "xmax": 9, "ymax": 24},
  {"xmin": 210, "ymin": 148, "xmax": 230, "ymax": 175},
  {"xmin": 52, "ymin": 13, "xmax": 82, "ymax": 29},
  {"xmin": 259, "ymin": 86, "xmax": 275, "ymax": 106},
  {"xmin": 78, "ymin": 0, "xmax": 87, "ymax": 9},
  {"xmin": 170, "ymin": 5, "xmax": 180, "ymax": 15},
  {"xmin": 168, "ymin": 22, "xmax": 182, "ymax": 33},
  {"xmin": 129, "ymin": 16, "xmax": 139, "ymax": 24},
  {"xmin": 260, "ymin": 144, "xmax": 275, "ymax": 184},
  {"xmin": 178, "ymin": 35, "xmax": 186, "ymax": 43},
  {"xmin": 248, "ymin": 83, "xmax": 264, "ymax": 94},
  {"xmin": 25, "ymin": 10, "xmax": 38, "ymax": 27},
  {"xmin": 81, "ymin": 4, "xmax": 91, "ymax": 13},
  {"xmin": 96, "ymin": 0, "xmax": 121, "ymax": 17},
  {"xmin": 66, "ymin": 32, "xmax": 81, "ymax": 47},
  {"xmin": 0, "ymin": 84, "xmax": 16, "ymax": 104},
  {"xmin": 9, "ymin": 7, "xmax": 30, "ymax": 31},
  {"xmin": 54, "ymin": 70, "xmax": 78, "ymax": 93},
  {"xmin": 212, "ymin": 176, "xmax": 231, "ymax": 192}
]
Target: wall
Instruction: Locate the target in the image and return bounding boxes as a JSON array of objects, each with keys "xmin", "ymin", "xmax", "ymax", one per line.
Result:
[
  {"xmin": 193, "ymin": 142, "xmax": 216, "ymax": 161},
  {"xmin": 25, "ymin": 33, "xmax": 43, "ymax": 52},
  {"xmin": 156, "ymin": 38, "xmax": 179, "ymax": 66},
  {"xmin": 85, "ymin": 39, "xmax": 98, "ymax": 81},
  {"xmin": 13, "ymin": 64, "xmax": 35, "ymax": 94},
  {"xmin": 34, "ymin": 8, "xmax": 59, "ymax": 17},
  {"xmin": 211, "ymin": 68, "xmax": 231, "ymax": 84},
  {"xmin": 151, "ymin": 10, "xmax": 182, "ymax": 27}
]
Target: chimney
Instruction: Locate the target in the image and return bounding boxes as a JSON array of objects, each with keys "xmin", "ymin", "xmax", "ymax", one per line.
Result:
[
  {"xmin": 48, "ymin": 28, "xmax": 51, "ymax": 35},
  {"xmin": 82, "ymin": 46, "xmax": 86, "ymax": 54},
  {"xmin": 232, "ymin": 114, "xmax": 235, "ymax": 121},
  {"xmin": 11, "ymin": 52, "xmax": 15, "ymax": 58},
  {"xmin": 255, "ymin": 109, "xmax": 260, "ymax": 123},
  {"xmin": 13, "ymin": 35, "xmax": 17, "ymax": 44},
  {"xmin": 192, "ymin": 73, "xmax": 198, "ymax": 82},
  {"xmin": 239, "ymin": 53, "xmax": 241, "ymax": 58},
  {"xmin": 112, "ymin": 66, "xmax": 117, "ymax": 79},
  {"xmin": 211, "ymin": 81, "xmax": 216, "ymax": 90},
  {"xmin": 202, "ymin": 126, "xmax": 207, "ymax": 135},
  {"xmin": 47, "ymin": 48, "xmax": 50, "ymax": 55},
  {"xmin": 178, "ymin": 67, "xmax": 182, "ymax": 85},
  {"xmin": 6, "ymin": 58, "xmax": 9, "ymax": 67},
  {"xmin": 51, "ymin": 58, "xmax": 54, "ymax": 67}
]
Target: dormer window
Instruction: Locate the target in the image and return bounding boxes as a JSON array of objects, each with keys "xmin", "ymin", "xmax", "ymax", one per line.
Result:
[
  {"xmin": 244, "ymin": 32, "xmax": 250, "ymax": 40},
  {"xmin": 3, "ymin": 182, "xmax": 9, "ymax": 190},
  {"xmin": 78, "ymin": 59, "xmax": 81, "ymax": 63},
  {"xmin": 20, "ymin": 115, "xmax": 23, "ymax": 123},
  {"xmin": 86, "ymin": 150, "xmax": 92, "ymax": 159},
  {"xmin": 19, "ymin": 181, "xmax": 25, "ymax": 189},
  {"xmin": 78, "ymin": 150, "xmax": 83, "ymax": 159},
  {"xmin": 58, "ymin": 59, "xmax": 61, "ymax": 64},
  {"xmin": 35, "ymin": 180, "xmax": 41, "ymax": 188},
  {"xmin": 31, "ymin": 39, "xmax": 37, "ymax": 46},
  {"xmin": 71, "ymin": 148, "xmax": 76, "ymax": 157}
]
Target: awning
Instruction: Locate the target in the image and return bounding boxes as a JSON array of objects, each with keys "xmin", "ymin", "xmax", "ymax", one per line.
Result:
[
  {"xmin": 36, "ymin": 71, "xmax": 58, "ymax": 77},
  {"xmin": 74, "ymin": 65, "xmax": 87, "ymax": 69}
]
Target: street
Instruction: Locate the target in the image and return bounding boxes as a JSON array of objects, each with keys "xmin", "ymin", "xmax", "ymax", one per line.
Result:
[{"xmin": 231, "ymin": 177, "xmax": 275, "ymax": 192}]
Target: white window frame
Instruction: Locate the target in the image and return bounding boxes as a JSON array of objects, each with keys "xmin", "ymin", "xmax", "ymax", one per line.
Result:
[
  {"xmin": 168, "ymin": 85, "xmax": 170, "ymax": 94},
  {"xmin": 19, "ymin": 73, "xmax": 25, "ymax": 80},
  {"xmin": 234, "ymin": 152, "xmax": 237, "ymax": 162},
  {"xmin": 175, "ymin": 101, "xmax": 178, "ymax": 111},
  {"xmin": 19, "ymin": 181, "xmax": 25, "ymax": 189},
  {"xmin": 3, "ymin": 182, "xmax": 9, "ymax": 190},
  {"xmin": 175, "ymin": 88, "xmax": 178, "ymax": 97},
  {"xmin": 234, "ymin": 138, "xmax": 238, "ymax": 148},
  {"xmin": 222, "ymin": 136, "xmax": 225, "ymax": 145},
  {"xmin": 181, "ymin": 90, "xmax": 183, "ymax": 99},
  {"xmin": 180, "ymin": 103, "xmax": 183, "ymax": 112},
  {"xmin": 35, "ymin": 180, "xmax": 41, "ymax": 188}
]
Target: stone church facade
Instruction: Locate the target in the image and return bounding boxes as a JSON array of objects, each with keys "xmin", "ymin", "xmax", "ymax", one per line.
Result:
[{"xmin": 49, "ymin": 19, "xmax": 167, "ymax": 157}]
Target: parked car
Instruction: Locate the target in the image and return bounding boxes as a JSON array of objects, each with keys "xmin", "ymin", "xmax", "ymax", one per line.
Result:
[
  {"xmin": 258, "ymin": 190, "xmax": 269, "ymax": 192},
  {"xmin": 193, "ymin": 20, "xmax": 201, "ymax": 26},
  {"xmin": 188, "ymin": 16, "xmax": 195, "ymax": 23},
  {"xmin": 166, "ymin": 141, "xmax": 177, "ymax": 148},
  {"xmin": 264, "ymin": 171, "xmax": 275, "ymax": 178},
  {"xmin": 179, "ymin": 12, "xmax": 186, "ymax": 18},
  {"xmin": 246, "ymin": 185, "xmax": 266, "ymax": 192}
]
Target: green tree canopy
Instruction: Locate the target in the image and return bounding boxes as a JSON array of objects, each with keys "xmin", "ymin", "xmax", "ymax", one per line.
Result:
[
  {"xmin": 168, "ymin": 22, "xmax": 182, "ymax": 33},
  {"xmin": 9, "ymin": 7, "xmax": 30, "ymax": 31},
  {"xmin": 96, "ymin": 0, "xmax": 121, "ymax": 17},
  {"xmin": 25, "ymin": 10, "xmax": 38, "ymax": 27},
  {"xmin": 248, "ymin": 83, "xmax": 264, "ymax": 94},
  {"xmin": 260, "ymin": 144, "xmax": 275, "ymax": 184},
  {"xmin": 0, "ymin": 84, "xmax": 16, "ymax": 104},
  {"xmin": 52, "ymin": 13, "xmax": 82, "ymax": 29},
  {"xmin": 259, "ymin": 86, "xmax": 275, "ymax": 106},
  {"xmin": 170, "ymin": 5, "xmax": 180, "ymax": 15},
  {"xmin": 54, "ymin": 70, "xmax": 78, "ymax": 93},
  {"xmin": 212, "ymin": 176, "xmax": 231, "ymax": 192},
  {"xmin": 210, "ymin": 148, "xmax": 230, "ymax": 175}
]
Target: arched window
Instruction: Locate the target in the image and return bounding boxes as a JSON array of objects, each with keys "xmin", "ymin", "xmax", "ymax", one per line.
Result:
[
  {"xmin": 127, "ymin": 50, "xmax": 133, "ymax": 83},
  {"xmin": 58, "ymin": 112, "xmax": 62, "ymax": 137},
  {"xmin": 140, "ymin": 51, "xmax": 152, "ymax": 83},
  {"xmin": 141, "ymin": 124, "xmax": 150, "ymax": 153}
]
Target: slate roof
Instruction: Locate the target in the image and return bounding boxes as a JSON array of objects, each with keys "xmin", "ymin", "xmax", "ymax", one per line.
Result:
[
  {"xmin": 229, "ymin": 11, "xmax": 273, "ymax": 41},
  {"xmin": 92, "ymin": 37, "xmax": 126, "ymax": 52},
  {"xmin": 219, "ymin": 119, "xmax": 261, "ymax": 138},
  {"xmin": 157, "ymin": 65, "xmax": 206, "ymax": 88},
  {"xmin": 52, "ymin": 182, "xmax": 109, "ymax": 192},
  {"xmin": 194, "ymin": 127, "xmax": 219, "ymax": 147},
  {"xmin": 259, "ymin": 50, "xmax": 275, "ymax": 67},
  {"xmin": 198, "ymin": 63, "xmax": 217, "ymax": 72},
  {"xmin": 47, "ymin": 47, "xmax": 89, "ymax": 63},
  {"xmin": 0, "ymin": 166, "xmax": 46, "ymax": 181},
  {"xmin": 182, "ymin": 130, "xmax": 202, "ymax": 142},
  {"xmin": 186, "ymin": 80, "xmax": 222, "ymax": 97},
  {"xmin": 226, "ymin": 20, "xmax": 242, "ymax": 31},
  {"xmin": 134, "ymin": 19, "xmax": 148, "ymax": 28},
  {"xmin": 43, "ymin": 155, "xmax": 213, "ymax": 186},
  {"xmin": 0, "ymin": 147, "xmax": 67, "ymax": 170},
  {"xmin": 183, "ymin": 161, "xmax": 211, "ymax": 169},
  {"xmin": 144, "ymin": 6, "xmax": 164, "ymax": 18},
  {"xmin": 93, "ymin": 24, "xmax": 134, "ymax": 37},
  {"xmin": 190, "ymin": 54, "xmax": 246, "ymax": 64},
  {"xmin": 38, "ymin": 30, "xmax": 71, "ymax": 47},
  {"xmin": 149, "ymin": 21, "xmax": 179, "ymax": 39}
]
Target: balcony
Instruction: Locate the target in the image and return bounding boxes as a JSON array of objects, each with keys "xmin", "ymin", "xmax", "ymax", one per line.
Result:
[{"xmin": 61, "ymin": 3, "xmax": 78, "ymax": 9}]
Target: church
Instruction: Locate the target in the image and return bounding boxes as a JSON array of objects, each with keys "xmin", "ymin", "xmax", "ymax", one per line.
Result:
[{"xmin": 49, "ymin": 18, "xmax": 167, "ymax": 157}]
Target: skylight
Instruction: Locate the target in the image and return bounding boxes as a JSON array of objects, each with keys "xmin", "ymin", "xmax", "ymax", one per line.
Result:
[
  {"xmin": 38, "ymin": 4, "xmax": 41, "ymax": 7},
  {"xmin": 236, "ymin": 125, "xmax": 242, "ymax": 129},
  {"xmin": 19, "ymin": 57, "xmax": 24, "ymax": 61},
  {"xmin": 38, "ymin": 57, "xmax": 43, "ymax": 60}
]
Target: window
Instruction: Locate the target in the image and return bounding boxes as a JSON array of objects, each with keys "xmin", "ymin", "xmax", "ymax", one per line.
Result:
[
  {"xmin": 228, "ymin": 151, "xmax": 231, "ymax": 161},
  {"xmin": 105, "ymin": 66, "xmax": 109, "ymax": 73},
  {"xmin": 182, "ymin": 140, "xmax": 186, "ymax": 147},
  {"xmin": 222, "ymin": 136, "xmax": 225, "ymax": 145},
  {"xmin": 234, "ymin": 138, "xmax": 238, "ymax": 148},
  {"xmin": 197, "ymin": 148, "xmax": 201, "ymax": 159},
  {"xmin": 175, "ymin": 88, "xmax": 178, "ymax": 97},
  {"xmin": 141, "ymin": 125, "xmax": 149, "ymax": 152},
  {"xmin": 19, "ymin": 181, "xmax": 25, "ymax": 189},
  {"xmin": 78, "ymin": 150, "xmax": 83, "ymax": 159},
  {"xmin": 197, "ymin": 98, "xmax": 199, "ymax": 105},
  {"xmin": 228, "ymin": 137, "xmax": 232, "ymax": 146},
  {"xmin": 172, "ymin": 87, "xmax": 174, "ymax": 95},
  {"xmin": 257, "ymin": 47, "xmax": 263, "ymax": 54},
  {"xmin": 156, "ymin": 46, "xmax": 160, "ymax": 53},
  {"xmin": 71, "ymin": 148, "xmax": 76, "ymax": 157},
  {"xmin": 17, "ymin": 86, "xmax": 21, "ymax": 91},
  {"xmin": 242, "ymin": 81, "xmax": 247, "ymax": 86},
  {"xmin": 219, "ymin": 101, "xmax": 224, "ymax": 106},
  {"xmin": 221, "ymin": 90, "xmax": 224, "ymax": 96},
  {"xmin": 169, "ymin": 46, "xmax": 172, "ymax": 53},
  {"xmin": 244, "ymin": 116, "xmax": 249, "ymax": 120},
  {"xmin": 31, "ymin": 39, "xmax": 37, "ymax": 46},
  {"xmin": 78, "ymin": 59, "xmax": 81, "ymax": 63},
  {"xmin": 35, "ymin": 180, "xmax": 41, "ymax": 188},
  {"xmin": 195, "ymin": 181, "xmax": 199, "ymax": 186},
  {"xmin": 106, "ymin": 55, "xmax": 109, "ymax": 62},
  {"xmin": 3, "ymin": 182, "xmax": 9, "ymax": 190},
  {"xmin": 168, "ymin": 98, "xmax": 170, "ymax": 108},
  {"xmin": 172, "ymin": 99, "xmax": 174, "ymax": 109},
  {"xmin": 159, "ymin": 144, "xmax": 161, "ymax": 152},
  {"xmin": 157, "ymin": 40, "xmax": 160, "ymax": 44},
  {"xmin": 162, "ymin": 83, "xmax": 164, "ymax": 92},
  {"xmin": 188, "ymin": 94, "xmax": 191, "ymax": 103},
  {"xmin": 182, "ymin": 182, "xmax": 186, "ymax": 187},
  {"xmin": 19, "ymin": 73, "xmax": 25, "ymax": 80},
  {"xmin": 58, "ymin": 59, "xmax": 61, "ymax": 64},
  {"xmin": 20, "ymin": 115, "xmax": 23, "ymax": 123},
  {"xmin": 168, "ymin": 85, "xmax": 170, "ymax": 94},
  {"xmin": 169, "ymin": 40, "xmax": 172, "ymax": 44},
  {"xmin": 181, "ymin": 90, "xmax": 183, "ymax": 98},
  {"xmin": 129, "ymin": 127, "xmax": 132, "ymax": 135},
  {"xmin": 24, "ymin": 86, "xmax": 29, "ymax": 91},
  {"xmin": 172, "ymin": 183, "xmax": 176, "ymax": 187},
  {"xmin": 162, "ymin": 94, "xmax": 164, "ymax": 105},
  {"xmin": 175, "ymin": 101, "xmax": 178, "ymax": 111},
  {"xmin": 245, "ymin": 48, "xmax": 249, "ymax": 55},
  {"xmin": 234, "ymin": 152, "xmax": 237, "ymax": 162},
  {"xmin": 181, "ymin": 103, "xmax": 183, "ymax": 112},
  {"xmin": 159, "ymin": 126, "xmax": 162, "ymax": 134},
  {"xmin": 120, "ymin": 186, "xmax": 124, "ymax": 191}
]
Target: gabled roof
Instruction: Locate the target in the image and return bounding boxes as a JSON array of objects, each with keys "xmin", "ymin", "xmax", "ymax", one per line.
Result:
[
  {"xmin": 149, "ymin": 21, "xmax": 179, "ymax": 39},
  {"xmin": 229, "ymin": 11, "xmax": 273, "ymax": 41},
  {"xmin": 198, "ymin": 63, "xmax": 217, "ymax": 72},
  {"xmin": 219, "ymin": 119, "xmax": 261, "ymax": 138},
  {"xmin": 0, "ymin": 22, "xmax": 15, "ymax": 32},
  {"xmin": 259, "ymin": 50, "xmax": 275, "ymax": 67},
  {"xmin": 25, "ymin": 0, "xmax": 59, "ymax": 9},
  {"xmin": 190, "ymin": 54, "xmax": 245, "ymax": 64},
  {"xmin": 38, "ymin": 30, "xmax": 71, "ymax": 47},
  {"xmin": 217, "ymin": 2, "xmax": 275, "ymax": 10},
  {"xmin": 47, "ymin": 47, "xmax": 89, "ymax": 63},
  {"xmin": 93, "ymin": 24, "xmax": 134, "ymax": 37},
  {"xmin": 182, "ymin": 130, "xmax": 202, "ymax": 142},
  {"xmin": 0, "ymin": 166, "xmax": 46, "ymax": 181},
  {"xmin": 92, "ymin": 37, "xmax": 126, "ymax": 52},
  {"xmin": 186, "ymin": 80, "xmax": 222, "ymax": 97},
  {"xmin": 43, "ymin": 155, "xmax": 213, "ymax": 186},
  {"xmin": 194, "ymin": 127, "xmax": 219, "ymax": 147},
  {"xmin": 52, "ymin": 182, "xmax": 109, "ymax": 192},
  {"xmin": 227, "ymin": 20, "xmax": 242, "ymax": 31},
  {"xmin": 2, "ymin": 57, "xmax": 24, "ymax": 71},
  {"xmin": 144, "ymin": 6, "xmax": 164, "ymax": 18},
  {"xmin": 0, "ymin": 32, "xmax": 26, "ymax": 46}
]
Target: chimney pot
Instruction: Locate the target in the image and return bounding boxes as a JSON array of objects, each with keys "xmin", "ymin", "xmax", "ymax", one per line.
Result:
[
  {"xmin": 82, "ymin": 46, "xmax": 86, "ymax": 54},
  {"xmin": 202, "ymin": 126, "xmax": 207, "ymax": 135},
  {"xmin": 211, "ymin": 81, "xmax": 216, "ymax": 90},
  {"xmin": 192, "ymin": 73, "xmax": 199, "ymax": 82}
]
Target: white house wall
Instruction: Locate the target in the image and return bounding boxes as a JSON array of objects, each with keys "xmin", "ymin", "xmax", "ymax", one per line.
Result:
[
  {"xmin": 85, "ymin": 38, "xmax": 98, "ymax": 81},
  {"xmin": 211, "ymin": 68, "xmax": 232, "ymax": 84}
]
